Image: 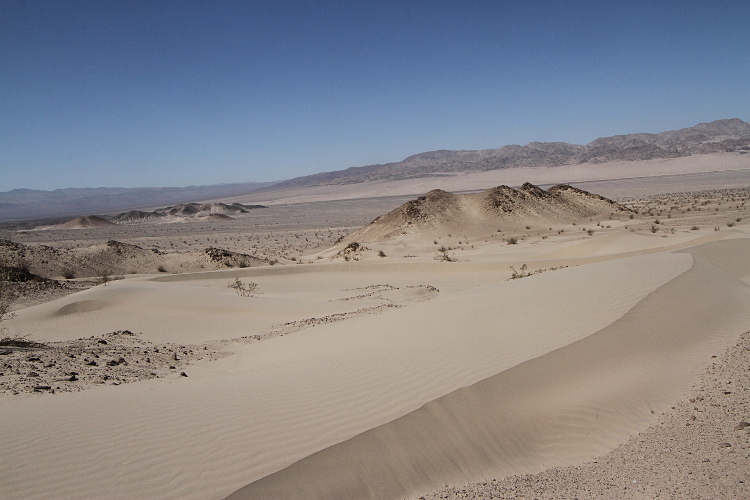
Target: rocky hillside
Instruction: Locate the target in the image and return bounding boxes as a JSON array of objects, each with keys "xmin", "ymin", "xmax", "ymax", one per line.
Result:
[
  {"xmin": 0, "ymin": 239, "xmax": 271, "ymax": 279},
  {"xmin": 342, "ymin": 183, "xmax": 629, "ymax": 243},
  {"xmin": 112, "ymin": 202, "xmax": 267, "ymax": 222}
]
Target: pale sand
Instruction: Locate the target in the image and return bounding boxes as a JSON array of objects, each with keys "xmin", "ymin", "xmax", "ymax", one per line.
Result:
[{"xmin": 1, "ymin": 182, "xmax": 749, "ymax": 499}]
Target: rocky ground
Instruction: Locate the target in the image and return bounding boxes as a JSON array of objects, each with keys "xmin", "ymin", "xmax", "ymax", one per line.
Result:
[
  {"xmin": 0, "ymin": 330, "xmax": 228, "ymax": 395},
  {"xmin": 417, "ymin": 330, "xmax": 750, "ymax": 500}
]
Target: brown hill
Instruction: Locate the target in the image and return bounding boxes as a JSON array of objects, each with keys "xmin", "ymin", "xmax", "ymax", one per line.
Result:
[
  {"xmin": 58, "ymin": 215, "xmax": 116, "ymax": 228},
  {"xmin": 342, "ymin": 183, "xmax": 629, "ymax": 243}
]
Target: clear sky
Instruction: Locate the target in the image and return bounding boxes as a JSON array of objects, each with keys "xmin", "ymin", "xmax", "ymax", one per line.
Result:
[{"xmin": 1, "ymin": 1, "xmax": 749, "ymax": 191}]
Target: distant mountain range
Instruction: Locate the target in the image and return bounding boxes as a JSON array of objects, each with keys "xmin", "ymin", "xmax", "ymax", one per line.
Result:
[
  {"xmin": 0, "ymin": 182, "xmax": 272, "ymax": 224},
  {"xmin": 270, "ymin": 118, "xmax": 750, "ymax": 189},
  {"xmin": 1, "ymin": 118, "xmax": 748, "ymax": 223}
]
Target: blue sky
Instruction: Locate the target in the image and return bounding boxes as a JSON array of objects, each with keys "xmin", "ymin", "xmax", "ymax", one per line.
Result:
[{"xmin": 1, "ymin": 1, "xmax": 749, "ymax": 191}]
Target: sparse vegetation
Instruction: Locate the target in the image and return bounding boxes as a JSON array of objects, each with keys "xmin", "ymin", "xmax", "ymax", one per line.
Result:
[
  {"xmin": 61, "ymin": 267, "xmax": 76, "ymax": 279},
  {"xmin": 434, "ymin": 249, "xmax": 457, "ymax": 262},
  {"xmin": 377, "ymin": 250, "xmax": 386, "ymax": 258},
  {"xmin": 0, "ymin": 266, "xmax": 19, "ymax": 330},
  {"xmin": 228, "ymin": 277, "xmax": 258, "ymax": 297},
  {"xmin": 509, "ymin": 264, "xmax": 531, "ymax": 279},
  {"xmin": 506, "ymin": 237, "xmax": 518, "ymax": 245}
]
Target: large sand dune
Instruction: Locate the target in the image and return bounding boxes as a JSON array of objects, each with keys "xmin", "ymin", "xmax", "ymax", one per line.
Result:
[
  {"xmin": 2, "ymin": 230, "xmax": 748, "ymax": 499},
  {"xmin": 2, "ymin": 180, "xmax": 750, "ymax": 500}
]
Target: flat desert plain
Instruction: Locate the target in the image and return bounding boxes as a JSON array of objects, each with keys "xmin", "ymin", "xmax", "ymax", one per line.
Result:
[{"xmin": 2, "ymin": 160, "xmax": 750, "ymax": 500}]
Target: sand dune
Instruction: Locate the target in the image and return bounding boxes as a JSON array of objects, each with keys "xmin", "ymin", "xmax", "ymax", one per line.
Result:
[
  {"xmin": 3, "ymin": 235, "xmax": 748, "ymax": 499},
  {"xmin": 2, "ymin": 183, "xmax": 749, "ymax": 500},
  {"xmin": 225, "ymin": 240, "xmax": 750, "ymax": 499}
]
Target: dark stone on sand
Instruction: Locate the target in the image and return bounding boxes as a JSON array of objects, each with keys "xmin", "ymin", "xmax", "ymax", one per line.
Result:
[{"xmin": 734, "ymin": 421, "xmax": 750, "ymax": 431}]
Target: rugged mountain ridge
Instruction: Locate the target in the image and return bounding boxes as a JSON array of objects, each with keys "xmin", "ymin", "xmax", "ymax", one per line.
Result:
[
  {"xmin": 1, "ymin": 118, "xmax": 747, "ymax": 223},
  {"xmin": 111, "ymin": 202, "xmax": 267, "ymax": 222},
  {"xmin": 274, "ymin": 118, "xmax": 750, "ymax": 189}
]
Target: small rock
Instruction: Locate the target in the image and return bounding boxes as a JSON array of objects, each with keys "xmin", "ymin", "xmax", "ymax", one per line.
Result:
[
  {"xmin": 69, "ymin": 375, "xmax": 78, "ymax": 381},
  {"xmin": 33, "ymin": 385, "xmax": 52, "ymax": 391},
  {"xmin": 27, "ymin": 356, "xmax": 41, "ymax": 362},
  {"xmin": 28, "ymin": 372, "xmax": 39, "ymax": 377},
  {"xmin": 97, "ymin": 339, "xmax": 108, "ymax": 344},
  {"xmin": 719, "ymin": 442, "xmax": 732, "ymax": 448},
  {"xmin": 86, "ymin": 361, "xmax": 98, "ymax": 366},
  {"xmin": 734, "ymin": 422, "xmax": 750, "ymax": 431},
  {"xmin": 180, "ymin": 372, "xmax": 188, "ymax": 377}
]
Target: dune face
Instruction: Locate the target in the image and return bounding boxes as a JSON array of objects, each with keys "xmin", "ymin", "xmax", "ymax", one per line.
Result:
[
  {"xmin": 2, "ymin": 179, "xmax": 750, "ymax": 500},
  {"xmin": 224, "ymin": 240, "xmax": 750, "ymax": 500},
  {"xmin": 344, "ymin": 183, "xmax": 629, "ymax": 243}
]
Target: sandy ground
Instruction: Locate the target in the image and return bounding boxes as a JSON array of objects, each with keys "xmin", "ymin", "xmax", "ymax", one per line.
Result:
[{"xmin": 1, "ymin": 168, "xmax": 750, "ymax": 500}]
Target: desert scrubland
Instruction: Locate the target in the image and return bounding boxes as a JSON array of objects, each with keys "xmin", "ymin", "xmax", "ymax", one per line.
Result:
[{"xmin": 1, "ymin": 156, "xmax": 750, "ymax": 500}]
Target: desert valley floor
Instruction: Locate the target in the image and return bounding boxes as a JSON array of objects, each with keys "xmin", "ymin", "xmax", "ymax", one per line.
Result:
[{"xmin": 1, "ymin": 165, "xmax": 750, "ymax": 499}]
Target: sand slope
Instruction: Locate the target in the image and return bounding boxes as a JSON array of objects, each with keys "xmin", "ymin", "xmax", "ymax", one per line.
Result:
[
  {"xmin": 2, "ymin": 235, "xmax": 748, "ymax": 500},
  {"xmin": 225, "ymin": 240, "xmax": 750, "ymax": 499}
]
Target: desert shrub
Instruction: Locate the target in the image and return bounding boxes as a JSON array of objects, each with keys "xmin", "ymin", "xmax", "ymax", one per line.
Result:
[
  {"xmin": 506, "ymin": 237, "xmax": 518, "ymax": 245},
  {"xmin": 650, "ymin": 225, "xmax": 659, "ymax": 233},
  {"xmin": 691, "ymin": 226, "xmax": 699, "ymax": 231},
  {"xmin": 378, "ymin": 250, "xmax": 386, "ymax": 258},
  {"xmin": 15, "ymin": 258, "xmax": 30, "ymax": 274},
  {"xmin": 434, "ymin": 250, "xmax": 457, "ymax": 262},
  {"xmin": 727, "ymin": 221, "xmax": 735, "ymax": 227},
  {"xmin": 157, "ymin": 265, "xmax": 167, "ymax": 273},
  {"xmin": 0, "ymin": 267, "xmax": 19, "ymax": 335},
  {"xmin": 228, "ymin": 277, "xmax": 258, "ymax": 297},
  {"xmin": 0, "ymin": 333, "xmax": 44, "ymax": 348},
  {"xmin": 61, "ymin": 267, "xmax": 76, "ymax": 279},
  {"xmin": 97, "ymin": 268, "xmax": 112, "ymax": 285},
  {"xmin": 587, "ymin": 229, "xmax": 595, "ymax": 236},
  {"xmin": 509, "ymin": 264, "xmax": 531, "ymax": 280}
]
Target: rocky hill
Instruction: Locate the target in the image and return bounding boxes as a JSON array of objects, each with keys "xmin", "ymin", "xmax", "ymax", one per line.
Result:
[
  {"xmin": 111, "ymin": 202, "xmax": 266, "ymax": 222},
  {"xmin": 342, "ymin": 183, "xmax": 629, "ymax": 243}
]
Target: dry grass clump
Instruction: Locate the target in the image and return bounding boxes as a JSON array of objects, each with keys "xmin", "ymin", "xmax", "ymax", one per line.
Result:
[{"xmin": 228, "ymin": 278, "xmax": 258, "ymax": 297}]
